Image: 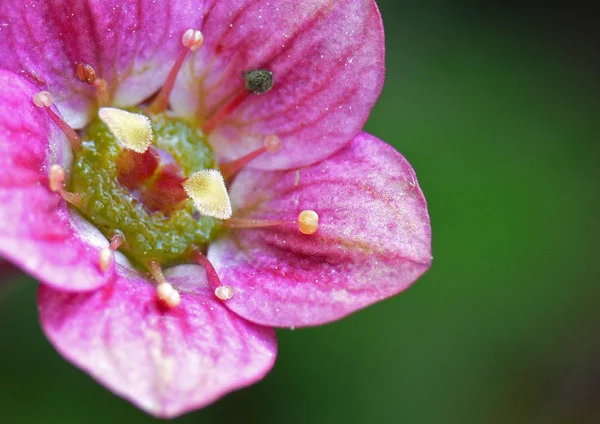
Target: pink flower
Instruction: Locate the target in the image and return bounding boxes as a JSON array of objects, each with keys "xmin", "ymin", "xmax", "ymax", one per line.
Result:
[{"xmin": 0, "ymin": 0, "xmax": 431, "ymax": 418}]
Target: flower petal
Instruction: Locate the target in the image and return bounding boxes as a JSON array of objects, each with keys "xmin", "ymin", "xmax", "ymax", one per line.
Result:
[
  {"xmin": 0, "ymin": 70, "xmax": 112, "ymax": 291},
  {"xmin": 0, "ymin": 0, "xmax": 200, "ymax": 128},
  {"xmin": 209, "ymin": 133, "xmax": 432, "ymax": 327},
  {"xmin": 38, "ymin": 264, "xmax": 277, "ymax": 418},
  {"xmin": 171, "ymin": 0, "xmax": 385, "ymax": 170}
]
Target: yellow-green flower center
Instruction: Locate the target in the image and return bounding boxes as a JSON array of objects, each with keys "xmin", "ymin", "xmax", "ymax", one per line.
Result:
[{"xmin": 69, "ymin": 110, "xmax": 222, "ymax": 269}]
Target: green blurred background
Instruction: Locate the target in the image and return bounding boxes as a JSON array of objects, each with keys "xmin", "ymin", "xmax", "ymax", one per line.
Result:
[{"xmin": 2, "ymin": 1, "xmax": 599, "ymax": 423}]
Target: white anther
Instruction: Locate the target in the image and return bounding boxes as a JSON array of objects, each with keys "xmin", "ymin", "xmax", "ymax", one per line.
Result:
[
  {"xmin": 49, "ymin": 164, "xmax": 66, "ymax": 192},
  {"xmin": 183, "ymin": 169, "xmax": 232, "ymax": 220},
  {"xmin": 98, "ymin": 107, "xmax": 154, "ymax": 153},
  {"xmin": 33, "ymin": 91, "xmax": 54, "ymax": 107},
  {"xmin": 298, "ymin": 210, "xmax": 319, "ymax": 235},
  {"xmin": 215, "ymin": 285, "xmax": 234, "ymax": 300},
  {"xmin": 157, "ymin": 282, "xmax": 181, "ymax": 307},
  {"xmin": 182, "ymin": 29, "xmax": 204, "ymax": 51},
  {"xmin": 264, "ymin": 134, "xmax": 282, "ymax": 153},
  {"xmin": 98, "ymin": 247, "xmax": 113, "ymax": 272}
]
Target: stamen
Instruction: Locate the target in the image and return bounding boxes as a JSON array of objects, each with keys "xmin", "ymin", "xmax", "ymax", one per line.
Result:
[
  {"xmin": 220, "ymin": 134, "xmax": 282, "ymax": 180},
  {"xmin": 148, "ymin": 29, "xmax": 204, "ymax": 114},
  {"xmin": 94, "ymin": 78, "xmax": 110, "ymax": 107},
  {"xmin": 191, "ymin": 251, "xmax": 233, "ymax": 300},
  {"xmin": 204, "ymin": 68, "xmax": 273, "ymax": 133},
  {"xmin": 149, "ymin": 260, "xmax": 181, "ymax": 307},
  {"xmin": 244, "ymin": 69, "xmax": 274, "ymax": 94},
  {"xmin": 98, "ymin": 107, "xmax": 154, "ymax": 153},
  {"xmin": 48, "ymin": 164, "xmax": 82, "ymax": 206},
  {"xmin": 74, "ymin": 63, "xmax": 109, "ymax": 106},
  {"xmin": 298, "ymin": 209, "xmax": 319, "ymax": 235},
  {"xmin": 224, "ymin": 209, "xmax": 320, "ymax": 235},
  {"xmin": 98, "ymin": 231, "xmax": 124, "ymax": 272},
  {"xmin": 33, "ymin": 91, "xmax": 81, "ymax": 150},
  {"xmin": 98, "ymin": 248, "xmax": 113, "ymax": 272},
  {"xmin": 156, "ymin": 282, "xmax": 181, "ymax": 307},
  {"xmin": 183, "ymin": 169, "xmax": 232, "ymax": 219},
  {"xmin": 75, "ymin": 62, "xmax": 96, "ymax": 85},
  {"xmin": 215, "ymin": 285, "xmax": 234, "ymax": 300}
]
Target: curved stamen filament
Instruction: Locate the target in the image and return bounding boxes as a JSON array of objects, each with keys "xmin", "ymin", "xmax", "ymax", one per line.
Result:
[
  {"xmin": 149, "ymin": 29, "xmax": 204, "ymax": 114},
  {"xmin": 149, "ymin": 260, "xmax": 181, "ymax": 307},
  {"xmin": 48, "ymin": 164, "xmax": 82, "ymax": 206},
  {"xmin": 220, "ymin": 134, "xmax": 282, "ymax": 180},
  {"xmin": 33, "ymin": 91, "xmax": 81, "ymax": 150}
]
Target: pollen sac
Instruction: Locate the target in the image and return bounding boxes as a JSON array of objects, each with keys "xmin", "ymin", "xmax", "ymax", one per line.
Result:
[
  {"xmin": 33, "ymin": 91, "xmax": 54, "ymax": 107},
  {"xmin": 98, "ymin": 107, "xmax": 154, "ymax": 153},
  {"xmin": 298, "ymin": 210, "xmax": 319, "ymax": 235},
  {"xmin": 183, "ymin": 169, "xmax": 232, "ymax": 220},
  {"xmin": 75, "ymin": 62, "xmax": 96, "ymax": 85},
  {"xmin": 244, "ymin": 69, "xmax": 274, "ymax": 94},
  {"xmin": 215, "ymin": 285, "xmax": 234, "ymax": 300}
]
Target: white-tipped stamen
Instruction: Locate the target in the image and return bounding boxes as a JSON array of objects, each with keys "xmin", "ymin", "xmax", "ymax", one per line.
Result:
[
  {"xmin": 98, "ymin": 232, "xmax": 125, "ymax": 272},
  {"xmin": 215, "ymin": 285, "xmax": 234, "ymax": 300},
  {"xmin": 156, "ymin": 282, "xmax": 181, "ymax": 307},
  {"xmin": 33, "ymin": 91, "xmax": 81, "ymax": 150},
  {"xmin": 181, "ymin": 29, "xmax": 204, "ymax": 51},
  {"xmin": 149, "ymin": 261, "xmax": 181, "ymax": 307},
  {"xmin": 298, "ymin": 210, "xmax": 319, "ymax": 235},
  {"xmin": 49, "ymin": 164, "xmax": 82, "ymax": 206},
  {"xmin": 98, "ymin": 107, "xmax": 153, "ymax": 153},
  {"xmin": 183, "ymin": 169, "xmax": 232, "ymax": 219},
  {"xmin": 149, "ymin": 29, "xmax": 204, "ymax": 114},
  {"xmin": 220, "ymin": 134, "xmax": 282, "ymax": 180},
  {"xmin": 98, "ymin": 247, "xmax": 112, "ymax": 272},
  {"xmin": 33, "ymin": 91, "xmax": 54, "ymax": 107}
]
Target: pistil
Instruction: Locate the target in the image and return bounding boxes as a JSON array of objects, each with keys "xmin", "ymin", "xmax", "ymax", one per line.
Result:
[
  {"xmin": 33, "ymin": 91, "xmax": 81, "ymax": 150},
  {"xmin": 149, "ymin": 29, "xmax": 204, "ymax": 114}
]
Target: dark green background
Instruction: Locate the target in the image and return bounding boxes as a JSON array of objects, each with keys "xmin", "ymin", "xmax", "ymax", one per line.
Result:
[{"xmin": 2, "ymin": 1, "xmax": 599, "ymax": 423}]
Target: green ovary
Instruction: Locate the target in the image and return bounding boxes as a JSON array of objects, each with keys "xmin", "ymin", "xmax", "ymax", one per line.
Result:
[{"xmin": 70, "ymin": 111, "xmax": 221, "ymax": 269}]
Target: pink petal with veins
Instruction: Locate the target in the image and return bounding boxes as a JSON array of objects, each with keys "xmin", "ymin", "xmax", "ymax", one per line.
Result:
[
  {"xmin": 39, "ymin": 264, "xmax": 277, "ymax": 419},
  {"xmin": 0, "ymin": 0, "xmax": 201, "ymax": 128},
  {"xmin": 172, "ymin": 0, "xmax": 385, "ymax": 170},
  {"xmin": 210, "ymin": 133, "xmax": 431, "ymax": 327},
  {"xmin": 0, "ymin": 70, "xmax": 112, "ymax": 291}
]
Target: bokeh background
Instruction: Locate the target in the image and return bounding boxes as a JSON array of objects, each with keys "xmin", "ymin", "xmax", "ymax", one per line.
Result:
[{"xmin": 1, "ymin": 1, "xmax": 599, "ymax": 423}]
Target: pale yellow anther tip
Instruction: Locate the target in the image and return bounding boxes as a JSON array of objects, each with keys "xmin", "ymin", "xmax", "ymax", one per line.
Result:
[
  {"xmin": 264, "ymin": 134, "xmax": 282, "ymax": 153},
  {"xmin": 215, "ymin": 285, "xmax": 234, "ymax": 300},
  {"xmin": 49, "ymin": 164, "xmax": 65, "ymax": 192},
  {"xmin": 183, "ymin": 169, "xmax": 232, "ymax": 220},
  {"xmin": 157, "ymin": 282, "xmax": 181, "ymax": 307},
  {"xmin": 98, "ymin": 107, "xmax": 153, "ymax": 153},
  {"xmin": 182, "ymin": 29, "xmax": 204, "ymax": 51},
  {"xmin": 33, "ymin": 91, "xmax": 54, "ymax": 107},
  {"xmin": 298, "ymin": 210, "xmax": 319, "ymax": 235},
  {"xmin": 98, "ymin": 247, "xmax": 113, "ymax": 272}
]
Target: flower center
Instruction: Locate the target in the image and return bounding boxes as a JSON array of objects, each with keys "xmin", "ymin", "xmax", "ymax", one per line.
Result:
[
  {"xmin": 33, "ymin": 28, "xmax": 321, "ymax": 307},
  {"xmin": 69, "ymin": 109, "xmax": 221, "ymax": 269}
]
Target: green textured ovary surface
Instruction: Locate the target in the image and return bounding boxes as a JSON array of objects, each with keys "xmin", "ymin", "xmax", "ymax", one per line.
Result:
[{"xmin": 70, "ymin": 112, "xmax": 221, "ymax": 269}]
